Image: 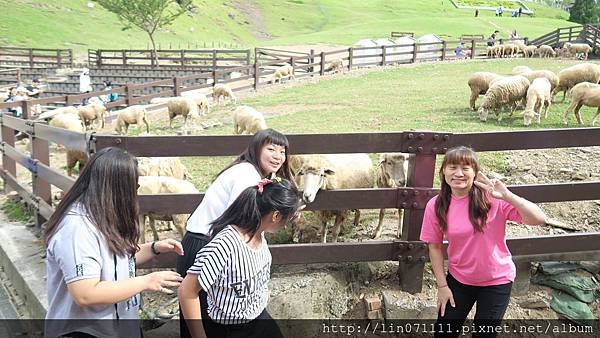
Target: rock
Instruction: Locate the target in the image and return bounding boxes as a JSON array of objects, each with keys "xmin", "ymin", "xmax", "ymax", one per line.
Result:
[
  {"xmin": 519, "ymin": 297, "xmax": 549, "ymax": 309},
  {"xmin": 571, "ymin": 171, "xmax": 589, "ymax": 180},
  {"xmin": 559, "ymin": 168, "xmax": 573, "ymax": 174},
  {"xmin": 521, "ymin": 173, "xmax": 538, "ymax": 183},
  {"xmin": 7, "ymin": 191, "xmax": 20, "ymax": 203},
  {"xmin": 382, "ymin": 290, "xmax": 437, "ymax": 320},
  {"xmin": 522, "ymin": 166, "xmax": 532, "ymax": 172},
  {"xmin": 545, "ymin": 218, "xmax": 579, "ymax": 231}
]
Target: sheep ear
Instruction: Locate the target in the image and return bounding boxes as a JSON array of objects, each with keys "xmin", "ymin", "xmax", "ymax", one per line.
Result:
[
  {"xmin": 379, "ymin": 153, "xmax": 386, "ymax": 163},
  {"xmin": 324, "ymin": 169, "xmax": 335, "ymax": 175}
]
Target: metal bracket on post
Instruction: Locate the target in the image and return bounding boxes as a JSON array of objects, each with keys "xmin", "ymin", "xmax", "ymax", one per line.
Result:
[
  {"xmin": 400, "ymin": 131, "xmax": 453, "ymax": 155},
  {"xmin": 397, "ymin": 241, "xmax": 428, "ymax": 294}
]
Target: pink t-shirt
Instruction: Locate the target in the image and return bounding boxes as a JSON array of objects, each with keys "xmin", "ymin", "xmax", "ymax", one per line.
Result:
[{"xmin": 419, "ymin": 194, "xmax": 522, "ymax": 286}]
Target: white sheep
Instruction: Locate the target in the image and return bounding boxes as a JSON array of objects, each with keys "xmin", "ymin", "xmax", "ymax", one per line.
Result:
[
  {"xmin": 113, "ymin": 105, "xmax": 150, "ymax": 135},
  {"xmin": 212, "ymin": 84, "xmax": 237, "ymax": 105},
  {"xmin": 490, "ymin": 45, "xmax": 504, "ymax": 58},
  {"xmin": 502, "ymin": 44, "xmax": 518, "ymax": 58},
  {"xmin": 520, "ymin": 70, "xmax": 560, "ymax": 93},
  {"xmin": 326, "ymin": 58, "xmax": 344, "ymax": 74},
  {"xmin": 49, "ymin": 114, "xmax": 87, "ymax": 176},
  {"xmin": 563, "ymin": 42, "xmax": 593, "ymax": 60},
  {"xmin": 78, "ymin": 103, "xmax": 106, "ymax": 130},
  {"xmin": 295, "ymin": 154, "xmax": 374, "ymax": 243},
  {"xmin": 536, "ymin": 45, "xmax": 556, "ymax": 58},
  {"xmin": 512, "ymin": 66, "xmax": 533, "ymax": 75},
  {"xmin": 232, "ymin": 106, "xmax": 267, "ymax": 135},
  {"xmin": 553, "ymin": 63, "xmax": 600, "ymax": 102},
  {"xmin": 137, "ymin": 176, "xmax": 199, "ymax": 242},
  {"xmin": 373, "ymin": 153, "xmax": 409, "ymax": 239},
  {"xmin": 523, "ymin": 78, "xmax": 552, "ymax": 126},
  {"xmin": 563, "ymin": 82, "xmax": 600, "ymax": 125},
  {"xmin": 36, "ymin": 106, "xmax": 79, "ymax": 121},
  {"xmin": 272, "ymin": 63, "xmax": 296, "ymax": 84},
  {"xmin": 468, "ymin": 72, "xmax": 504, "ymax": 111},
  {"xmin": 478, "ymin": 75, "xmax": 530, "ymax": 122},
  {"xmin": 523, "ymin": 45, "xmax": 538, "ymax": 58},
  {"xmin": 181, "ymin": 92, "xmax": 210, "ymax": 115},
  {"xmin": 150, "ymin": 96, "xmax": 200, "ymax": 128},
  {"xmin": 137, "ymin": 157, "xmax": 191, "ymax": 180}
]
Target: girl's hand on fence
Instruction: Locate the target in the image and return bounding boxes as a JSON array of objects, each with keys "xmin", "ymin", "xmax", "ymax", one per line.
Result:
[
  {"xmin": 154, "ymin": 238, "xmax": 184, "ymax": 255},
  {"xmin": 144, "ymin": 271, "xmax": 183, "ymax": 294},
  {"xmin": 437, "ymin": 285, "xmax": 455, "ymax": 317},
  {"xmin": 475, "ymin": 172, "xmax": 510, "ymax": 200}
]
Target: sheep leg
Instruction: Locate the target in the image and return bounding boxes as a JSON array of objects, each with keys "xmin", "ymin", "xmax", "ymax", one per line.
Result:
[
  {"xmin": 397, "ymin": 208, "xmax": 404, "ymax": 239},
  {"xmin": 66, "ymin": 153, "xmax": 75, "ymax": 177},
  {"xmin": 124, "ymin": 123, "xmax": 129, "ymax": 135},
  {"xmin": 373, "ymin": 208, "xmax": 385, "ymax": 239},
  {"xmin": 469, "ymin": 91, "xmax": 478, "ymax": 111},
  {"xmin": 138, "ymin": 215, "xmax": 147, "ymax": 243},
  {"xmin": 353, "ymin": 209, "xmax": 360, "ymax": 227},
  {"xmin": 574, "ymin": 103, "xmax": 584, "ymax": 125},
  {"xmin": 320, "ymin": 219, "xmax": 328, "ymax": 243},
  {"xmin": 142, "ymin": 117, "xmax": 150, "ymax": 133},
  {"xmin": 169, "ymin": 116, "xmax": 174, "ymax": 129},
  {"xmin": 563, "ymin": 101, "xmax": 577, "ymax": 124},
  {"xmin": 149, "ymin": 217, "xmax": 159, "ymax": 242},
  {"xmin": 591, "ymin": 107, "xmax": 600, "ymax": 126},
  {"xmin": 543, "ymin": 99, "xmax": 551, "ymax": 120},
  {"xmin": 331, "ymin": 213, "xmax": 346, "ymax": 243}
]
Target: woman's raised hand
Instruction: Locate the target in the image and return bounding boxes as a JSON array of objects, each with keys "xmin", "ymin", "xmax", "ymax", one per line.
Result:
[{"xmin": 474, "ymin": 172, "xmax": 511, "ymax": 200}]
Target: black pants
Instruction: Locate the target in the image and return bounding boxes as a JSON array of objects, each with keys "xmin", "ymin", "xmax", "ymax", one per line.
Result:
[
  {"xmin": 203, "ymin": 309, "xmax": 283, "ymax": 338},
  {"xmin": 435, "ymin": 274, "xmax": 512, "ymax": 338},
  {"xmin": 176, "ymin": 231, "xmax": 212, "ymax": 338}
]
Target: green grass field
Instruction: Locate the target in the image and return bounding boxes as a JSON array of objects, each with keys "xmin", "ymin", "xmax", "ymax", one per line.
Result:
[{"xmin": 0, "ymin": 0, "xmax": 572, "ymax": 55}]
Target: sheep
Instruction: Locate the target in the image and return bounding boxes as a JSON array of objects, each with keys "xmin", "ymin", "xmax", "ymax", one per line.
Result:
[
  {"xmin": 113, "ymin": 105, "xmax": 150, "ymax": 135},
  {"xmin": 553, "ymin": 63, "xmax": 600, "ymax": 102},
  {"xmin": 373, "ymin": 153, "xmax": 410, "ymax": 240},
  {"xmin": 468, "ymin": 72, "xmax": 504, "ymax": 111},
  {"xmin": 36, "ymin": 106, "xmax": 79, "ymax": 121},
  {"xmin": 563, "ymin": 42, "xmax": 593, "ymax": 60},
  {"xmin": 520, "ymin": 70, "xmax": 560, "ymax": 92},
  {"xmin": 512, "ymin": 66, "xmax": 533, "ymax": 75},
  {"xmin": 502, "ymin": 44, "xmax": 518, "ymax": 58},
  {"xmin": 78, "ymin": 103, "xmax": 106, "ymax": 130},
  {"xmin": 536, "ymin": 45, "xmax": 556, "ymax": 58},
  {"xmin": 212, "ymin": 84, "xmax": 237, "ymax": 105},
  {"xmin": 295, "ymin": 154, "xmax": 374, "ymax": 243},
  {"xmin": 562, "ymin": 82, "xmax": 600, "ymax": 125},
  {"xmin": 523, "ymin": 78, "xmax": 552, "ymax": 126},
  {"xmin": 490, "ymin": 45, "xmax": 504, "ymax": 58},
  {"xmin": 137, "ymin": 157, "xmax": 191, "ymax": 180},
  {"xmin": 49, "ymin": 114, "xmax": 88, "ymax": 176},
  {"xmin": 523, "ymin": 45, "xmax": 538, "ymax": 58},
  {"xmin": 137, "ymin": 176, "xmax": 199, "ymax": 242},
  {"xmin": 150, "ymin": 96, "xmax": 200, "ymax": 128},
  {"xmin": 326, "ymin": 58, "xmax": 344, "ymax": 74},
  {"xmin": 478, "ymin": 75, "xmax": 530, "ymax": 122},
  {"xmin": 271, "ymin": 63, "xmax": 296, "ymax": 84},
  {"xmin": 232, "ymin": 105, "xmax": 267, "ymax": 135},
  {"xmin": 181, "ymin": 92, "xmax": 210, "ymax": 115}
]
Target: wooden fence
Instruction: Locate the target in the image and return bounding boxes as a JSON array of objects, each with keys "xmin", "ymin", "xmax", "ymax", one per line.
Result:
[
  {"xmin": 391, "ymin": 32, "xmax": 415, "ymax": 38},
  {"xmin": 529, "ymin": 24, "xmax": 600, "ymax": 49},
  {"xmin": 1, "ymin": 109, "xmax": 599, "ymax": 293},
  {"xmin": 0, "ymin": 68, "xmax": 21, "ymax": 86},
  {"xmin": 88, "ymin": 49, "xmax": 251, "ymax": 69},
  {"xmin": 0, "ymin": 47, "xmax": 73, "ymax": 69}
]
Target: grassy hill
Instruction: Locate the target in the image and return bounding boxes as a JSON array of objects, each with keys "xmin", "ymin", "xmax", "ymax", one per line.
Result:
[{"xmin": 0, "ymin": 0, "xmax": 573, "ymax": 55}]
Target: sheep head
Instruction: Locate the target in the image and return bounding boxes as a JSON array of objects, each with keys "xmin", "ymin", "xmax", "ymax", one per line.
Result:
[
  {"xmin": 296, "ymin": 165, "xmax": 335, "ymax": 203},
  {"xmin": 379, "ymin": 153, "xmax": 409, "ymax": 187}
]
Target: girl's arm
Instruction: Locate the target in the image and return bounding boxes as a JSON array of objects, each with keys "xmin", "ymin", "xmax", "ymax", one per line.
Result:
[
  {"xmin": 135, "ymin": 239, "xmax": 184, "ymax": 265},
  {"xmin": 67, "ymin": 270, "xmax": 182, "ymax": 306},
  {"xmin": 179, "ymin": 274, "xmax": 207, "ymax": 338},
  {"xmin": 428, "ymin": 243, "xmax": 455, "ymax": 317}
]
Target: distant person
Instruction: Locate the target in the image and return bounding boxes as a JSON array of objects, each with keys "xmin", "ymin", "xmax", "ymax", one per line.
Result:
[
  {"xmin": 455, "ymin": 42, "xmax": 469, "ymax": 59},
  {"xmin": 102, "ymin": 81, "xmax": 119, "ymax": 103},
  {"xmin": 3, "ymin": 87, "xmax": 20, "ymax": 117},
  {"xmin": 25, "ymin": 78, "xmax": 41, "ymax": 98},
  {"xmin": 499, "ymin": 6, "xmax": 504, "ymax": 17},
  {"xmin": 518, "ymin": 7, "xmax": 523, "ymax": 17},
  {"xmin": 509, "ymin": 30, "xmax": 519, "ymax": 40},
  {"xmin": 79, "ymin": 68, "xmax": 92, "ymax": 105},
  {"xmin": 495, "ymin": 7, "xmax": 500, "ymax": 16},
  {"xmin": 475, "ymin": 9, "xmax": 479, "ymax": 17},
  {"xmin": 487, "ymin": 30, "xmax": 500, "ymax": 47}
]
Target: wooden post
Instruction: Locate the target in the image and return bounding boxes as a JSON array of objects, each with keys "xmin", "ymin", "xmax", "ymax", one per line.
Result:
[
  {"xmin": 31, "ymin": 123, "xmax": 51, "ymax": 228},
  {"xmin": 470, "ymin": 39, "xmax": 476, "ymax": 59},
  {"xmin": 1, "ymin": 120, "xmax": 16, "ymax": 178},
  {"xmin": 254, "ymin": 61, "xmax": 260, "ymax": 90},
  {"xmin": 381, "ymin": 45, "xmax": 387, "ymax": 66},
  {"xmin": 97, "ymin": 50, "xmax": 103, "ymax": 68},
  {"xmin": 441, "ymin": 41, "xmax": 447, "ymax": 61},
  {"xmin": 126, "ymin": 84, "xmax": 134, "ymax": 105},
  {"xmin": 180, "ymin": 50, "xmax": 186, "ymax": 68},
  {"xmin": 174, "ymin": 77, "xmax": 182, "ymax": 97},
  {"xmin": 212, "ymin": 49, "xmax": 217, "ymax": 72},
  {"xmin": 21, "ymin": 100, "xmax": 32, "ymax": 120},
  {"xmin": 348, "ymin": 47, "xmax": 353, "ymax": 70},
  {"xmin": 68, "ymin": 49, "xmax": 73, "ymax": 67},
  {"xmin": 122, "ymin": 50, "xmax": 127, "ymax": 66},
  {"xmin": 412, "ymin": 43, "xmax": 418, "ymax": 63},
  {"xmin": 56, "ymin": 50, "xmax": 62, "ymax": 68},
  {"xmin": 320, "ymin": 52, "xmax": 325, "ymax": 75},
  {"xmin": 29, "ymin": 49, "xmax": 34, "ymax": 68},
  {"xmin": 309, "ymin": 49, "xmax": 315, "ymax": 74}
]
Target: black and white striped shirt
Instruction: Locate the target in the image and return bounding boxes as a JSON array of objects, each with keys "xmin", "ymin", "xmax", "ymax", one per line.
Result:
[{"xmin": 187, "ymin": 225, "xmax": 272, "ymax": 324}]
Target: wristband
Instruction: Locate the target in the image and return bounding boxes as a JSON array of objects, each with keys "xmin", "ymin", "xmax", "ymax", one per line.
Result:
[{"xmin": 151, "ymin": 241, "xmax": 160, "ymax": 255}]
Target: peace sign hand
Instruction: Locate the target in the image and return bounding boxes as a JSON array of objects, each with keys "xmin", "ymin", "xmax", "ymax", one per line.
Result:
[{"xmin": 474, "ymin": 172, "xmax": 511, "ymax": 200}]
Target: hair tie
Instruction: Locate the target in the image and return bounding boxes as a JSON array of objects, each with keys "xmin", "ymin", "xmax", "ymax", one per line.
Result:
[{"xmin": 257, "ymin": 178, "xmax": 273, "ymax": 195}]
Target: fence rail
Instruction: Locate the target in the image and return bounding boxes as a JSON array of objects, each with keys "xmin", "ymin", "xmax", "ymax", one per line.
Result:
[
  {"xmin": 88, "ymin": 48, "xmax": 251, "ymax": 68},
  {"xmin": 0, "ymin": 47, "xmax": 73, "ymax": 69},
  {"xmin": 529, "ymin": 24, "xmax": 600, "ymax": 48}
]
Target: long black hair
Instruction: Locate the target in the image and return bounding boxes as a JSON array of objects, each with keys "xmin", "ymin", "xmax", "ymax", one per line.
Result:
[
  {"xmin": 434, "ymin": 146, "xmax": 491, "ymax": 232},
  {"xmin": 43, "ymin": 147, "xmax": 140, "ymax": 256},
  {"xmin": 209, "ymin": 178, "xmax": 302, "ymax": 240},
  {"xmin": 216, "ymin": 128, "xmax": 293, "ymax": 182}
]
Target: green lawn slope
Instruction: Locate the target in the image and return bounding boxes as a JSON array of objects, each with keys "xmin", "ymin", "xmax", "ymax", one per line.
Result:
[{"xmin": 0, "ymin": 0, "xmax": 573, "ymax": 55}]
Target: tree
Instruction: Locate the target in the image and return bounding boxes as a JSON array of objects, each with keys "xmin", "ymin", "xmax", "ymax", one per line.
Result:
[
  {"xmin": 94, "ymin": 0, "xmax": 193, "ymax": 66},
  {"xmin": 569, "ymin": 0, "xmax": 600, "ymax": 25}
]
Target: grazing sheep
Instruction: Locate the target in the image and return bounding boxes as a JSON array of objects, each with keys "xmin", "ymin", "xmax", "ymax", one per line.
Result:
[
  {"xmin": 373, "ymin": 153, "xmax": 409, "ymax": 239},
  {"xmin": 137, "ymin": 176, "xmax": 199, "ymax": 242},
  {"xmin": 563, "ymin": 82, "xmax": 600, "ymax": 125},
  {"xmin": 326, "ymin": 58, "xmax": 344, "ymax": 73},
  {"xmin": 553, "ymin": 63, "xmax": 600, "ymax": 102},
  {"xmin": 520, "ymin": 70, "xmax": 560, "ymax": 92},
  {"xmin": 49, "ymin": 114, "xmax": 87, "ymax": 176},
  {"xmin": 296, "ymin": 154, "xmax": 374, "ymax": 243},
  {"xmin": 523, "ymin": 45, "xmax": 538, "ymax": 58},
  {"xmin": 113, "ymin": 105, "xmax": 150, "ymax": 134},
  {"xmin": 78, "ymin": 103, "xmax": 106, "ymax": 130},
  {"xmin": 512, "ymin": 66, "xmax": 533, "ymax": 75},
  {"xmin": 150, "ymin": 96, "xmax": 200, "ymax": 128},
  {"xmin": 212, "ymin": 84, "xmax": 237, "ymax": 105},
  {"xmin": 536, "ymin": 45, "xmax": 556, "ymax": 58},
  {"xmin": 523, "ymin": 78, "xmax": 552, "ymax": 126},
  {"xmin": 478, "ymin": 75, "xmax": 530, "ymax": 122},
  {"xmin": 490, "ymin": 45, "xmax": 504, "ymax": 58},
  {"xmin": 181, "ymin": 92, "xmax": 210, "ymax": 115},
  {"xmin": 502, "ymin": 44, "xmax": 518, "ymax": 58},
  {"xmin": 468, "ymin": 72, "xmax": 505, "ymax": 111},
  {"xmin": 36, "ymin": 106, "xmax": 79, "ymax": 121},
  {"xmin": 563, "ymin": 42, "xmax": 593, "ymax": 60},
  {"xmin": 232, "ymin": 105, "xmax": 267, "ymax": 135},
  {"xmin": 137, "ymin": 157, "xmax": 191, "ymax": 180},
  {"xmin": 272, "ymin": 63, "xmax": 296, "ymax": 84}
]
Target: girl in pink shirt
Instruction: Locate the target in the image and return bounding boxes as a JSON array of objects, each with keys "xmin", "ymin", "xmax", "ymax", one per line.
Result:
[{"xmin": 420, "ymin": 146, "xmax": 545, "ymax": 337}]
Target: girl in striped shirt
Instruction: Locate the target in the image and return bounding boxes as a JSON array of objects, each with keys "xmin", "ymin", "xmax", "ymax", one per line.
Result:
[{"xmin": 179, "ymin": 177, "xmax": 303, "ymax": 338}]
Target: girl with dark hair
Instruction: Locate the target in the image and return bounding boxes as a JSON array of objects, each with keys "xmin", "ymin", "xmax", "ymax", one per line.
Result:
[
  {"xmin": 420, "ymin": 146, "xmax": 545, "ymax": 338},
  {"xmin": 43, "ymin": 147, "xmax": 184, "ymax": 338},
  {"xmin": 179, "ymin": 177, "xmax": 303, "ymax": 338},
  {"xmin": 177, "ymin": 128, "xmax": 293, "ymax": 337}
]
